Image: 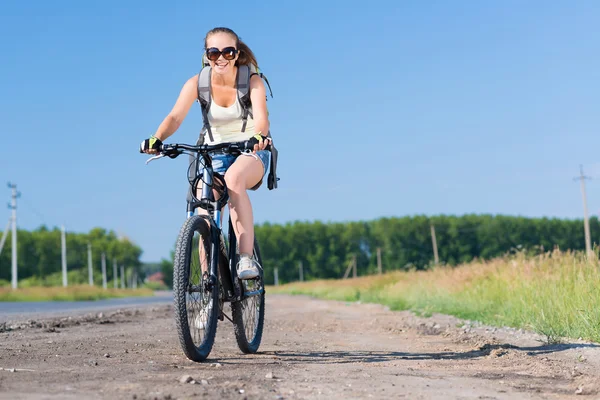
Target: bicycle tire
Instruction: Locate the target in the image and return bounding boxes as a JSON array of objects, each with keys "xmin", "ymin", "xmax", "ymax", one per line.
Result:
[
  {"xmin": 173, "ymin": 215, "xmax": 219, "ymax": 362},
  {"xmin": 231, "ymin": 236, "xmax": 266, "ymax": 354}
]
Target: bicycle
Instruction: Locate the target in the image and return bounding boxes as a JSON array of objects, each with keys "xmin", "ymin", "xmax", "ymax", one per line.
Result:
[{"xmin": 144, "ymin": 140, "xmax": 267, "ymax": 362}]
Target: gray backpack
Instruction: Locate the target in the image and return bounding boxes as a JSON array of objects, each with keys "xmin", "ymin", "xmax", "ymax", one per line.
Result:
[{"xmin": 196, "ymin": 59, "xmax": 279, "ymax": 190}]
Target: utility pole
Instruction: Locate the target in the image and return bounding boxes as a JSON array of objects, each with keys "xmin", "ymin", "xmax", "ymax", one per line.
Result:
[
  {"xmin": 7, "ymin": 183, "xmax": 20, "ymax": 289},
  {"xmin": 132, "ymin": 268, "xmax": 138, "ymax": 289},
  {"xmin": 343, "ymin": 256, "xmax": 354, "ymax": 279},
  {"xmin": 574, "ymin": 165, "xmax": 593, "ymax": 257},
  {"xmin": 113, "ymin": 259, "xmax": 118, "ymax": 289},
  {"xmin": 101, "ymin": 252, "xmax": 107, "ymax": 289},
  {"xmin": 129, "ymin": 268, "xmax": 134, "ymax": 288},
  {"xmin": 274, "ymin": 267, "xmax": 279, "ymax": 286},
  {"xmin": 61, "ymin": 225, "xmax": 67, "ymax": 287},
  {"xmin": 87, "ymin": 243, "xmax": 94, "ymax": 286},
  {"xmin": 120, "ymin": 265, "xmax": 125, "ymax": 289},
  {"xmin": 430, "ymin": 224, "xmax": 440, "ymax": 265},
  {"xmin": 352, "ymin": 254, "xmax": 357, "ymax": 278},
  {"xmin": 377, "ymin": 247, "xmax": 382, "ymax": 275},
  {"xmin": 298, "ymin": 261, "xmax": 304, "ymax": 282}
]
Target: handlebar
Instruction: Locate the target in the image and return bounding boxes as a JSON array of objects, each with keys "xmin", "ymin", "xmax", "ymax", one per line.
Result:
[
  {"xmin": 162, "ymin": 141, "xmax": 249, "ymax": 155},
  {"xmin": 142, "ymin": 138, "xmax": 271, "ymax": 164}
]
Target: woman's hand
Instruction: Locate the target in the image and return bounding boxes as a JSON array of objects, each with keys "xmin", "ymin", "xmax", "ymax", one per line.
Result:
[
  {"xmin": 248, "ymin": 133, "xmax": 272, "ymax": 153},
  {"xmin": 140, "ymin": 136, "xmax": 163, "ymax": 154}
]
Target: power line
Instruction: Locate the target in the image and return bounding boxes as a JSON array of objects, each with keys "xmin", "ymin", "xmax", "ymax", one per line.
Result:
[{"xmin": 19, "ymin": 195, "xmax": 46, "ymax": 224}]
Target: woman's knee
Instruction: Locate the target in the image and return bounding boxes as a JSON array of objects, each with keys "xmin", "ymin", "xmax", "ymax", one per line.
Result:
[{"xmin": 224, "ymin": 169, "xmax": 245, "ymax": 192}]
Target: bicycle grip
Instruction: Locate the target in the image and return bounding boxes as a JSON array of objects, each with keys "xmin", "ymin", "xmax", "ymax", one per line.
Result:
[{"xmin": 245, "ymin": 135, "xmax": 272, "ymax": 151}]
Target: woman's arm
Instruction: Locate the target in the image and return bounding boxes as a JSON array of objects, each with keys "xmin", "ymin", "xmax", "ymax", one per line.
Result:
[
  {"xmin": 249, "ymin": 74, "xmax": 270, "ymax": 136},
  {"xmin": 153, "ymin": 75, "xmax": 199, "ymax": 141}
]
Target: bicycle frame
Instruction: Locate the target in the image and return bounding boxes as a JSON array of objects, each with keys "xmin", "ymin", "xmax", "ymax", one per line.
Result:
[
  {"xmin": 145, "ymin": 141, "xmax": 263, "ymax": 304},
  {"xmin": 186, "ymin": 150, "xmax": 244, "ymax": 304},
  {"xmin": 145, "ymin": 140, "xmax": 266, "ymax": 361}
]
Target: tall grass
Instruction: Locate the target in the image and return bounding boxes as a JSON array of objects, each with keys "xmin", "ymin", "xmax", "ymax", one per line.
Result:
[
  {"xmin": 0, "ymin": 285, "xmax": 154, "ymax": 302},
  {"xmin": 270, "ymin": 249, "xmax": 600, "ymax": 343}
]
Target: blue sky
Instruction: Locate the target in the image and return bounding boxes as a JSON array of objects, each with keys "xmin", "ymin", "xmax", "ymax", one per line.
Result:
[{"xmin": 1, "ymin": 0, "xmax": 599, "ymax": 262}]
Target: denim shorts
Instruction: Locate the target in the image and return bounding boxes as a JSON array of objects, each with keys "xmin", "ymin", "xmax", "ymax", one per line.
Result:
[{"xmin": 208, "ymin": 150, "xmax": 270, "ymax": 190}]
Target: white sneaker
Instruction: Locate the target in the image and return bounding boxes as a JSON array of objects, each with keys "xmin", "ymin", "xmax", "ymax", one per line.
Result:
[
  {"xmin": 237, "ymin": 256, "xmax": 259, "ymax": 280},
  {"xmin": 193, "ymin": 302, "xmax": 212, "ymax": 330}
]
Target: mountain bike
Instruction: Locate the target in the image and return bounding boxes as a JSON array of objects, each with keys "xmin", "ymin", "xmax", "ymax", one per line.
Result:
[{"xmin": 144, "ymin": 140, "xmax": 266, "ymax": 362}]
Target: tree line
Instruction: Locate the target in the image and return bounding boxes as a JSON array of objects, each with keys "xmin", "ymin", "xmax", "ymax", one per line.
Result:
[
  {"xmin": 2, "ymin": 215, "xmax": 598, "ymax": 288},
  {"xmin": 0, "ymin": 226, "xmax": 142, "ymax": 286},
  {"xmin": 255, "ymin": 214, "xmax": 600, "ymax": 285}
]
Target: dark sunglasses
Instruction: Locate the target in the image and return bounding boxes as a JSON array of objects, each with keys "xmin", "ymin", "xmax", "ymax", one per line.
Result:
[{"xmin": 206, "ymin": 46, "xmax": 238, "ymax": 61}]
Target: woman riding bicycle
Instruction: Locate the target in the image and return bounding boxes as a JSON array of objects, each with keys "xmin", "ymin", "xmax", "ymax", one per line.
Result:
[{"xmin": 140, "ymin": 27, "xmax": 271, "ymax": 280}]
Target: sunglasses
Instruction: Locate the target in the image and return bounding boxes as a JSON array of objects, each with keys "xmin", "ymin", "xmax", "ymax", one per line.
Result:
[{"xmin": 205, "ymin": 46, "xmax": 238, "ymax": 61}]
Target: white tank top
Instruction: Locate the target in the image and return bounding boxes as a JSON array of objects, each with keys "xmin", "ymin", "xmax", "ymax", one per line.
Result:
[{"xmin": 206, "ymin": 95, "xmax": 256, "ymax": 144}]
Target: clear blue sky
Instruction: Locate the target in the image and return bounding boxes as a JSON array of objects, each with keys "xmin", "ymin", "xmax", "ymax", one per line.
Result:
[{"xmin": 1, "ymin": 0, "xmax": 599, "ymax": 262}]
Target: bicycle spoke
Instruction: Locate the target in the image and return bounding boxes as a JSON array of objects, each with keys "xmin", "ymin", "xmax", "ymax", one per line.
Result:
[
  {"xmin": 231, "ymin": 231, "xmax": 265, "ymax": 354},
  {"xmin": 185, "ymin": 230, "xmax": 213, "ymax": 348},
  {"xmin": 240, "ymin": 249, "xmax": 262, "ymax": 342}
]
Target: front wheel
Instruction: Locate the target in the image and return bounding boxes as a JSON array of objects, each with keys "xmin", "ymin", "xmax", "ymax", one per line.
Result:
[
  {"xmin": 231, "ymin": 237, "xmax": 266, "ymax": 354},
  {"xmin": 173, "ymin": 215, "xmax": 219, "ymax": 362}
]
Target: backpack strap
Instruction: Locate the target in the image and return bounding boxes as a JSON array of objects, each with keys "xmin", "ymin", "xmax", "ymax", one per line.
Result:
[
  {"xmin": 197, "ymin": 66, "xmax": 214, "ymax": 142},
  {"xmin": 257, "ymin": 71, "xmax": 274, "ymax": 98},
  {"xmin": 236, "ymin": 65, "xmax": 252, "ymax": 133},
  {"xmin": 237, "ymin": 65, "xmax": 278, "ymax": 189},
  {"xmin": 237, "ymin": 65, "xmax": 275, "ymax": 133}
]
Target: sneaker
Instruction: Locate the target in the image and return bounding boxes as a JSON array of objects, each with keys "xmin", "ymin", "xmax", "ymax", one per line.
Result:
[
  {"xmin": 193, "ymin": 302, "xmax": 212, "ymax": 330},
  {"xmin": 237, "ymin": 255, "xmax": 259, "ymax": 280}
]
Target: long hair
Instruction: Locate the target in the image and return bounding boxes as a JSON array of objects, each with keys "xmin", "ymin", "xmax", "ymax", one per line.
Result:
[{"xmin": 204, "ymin": 27, "xmax": 258, "ymax": 68}]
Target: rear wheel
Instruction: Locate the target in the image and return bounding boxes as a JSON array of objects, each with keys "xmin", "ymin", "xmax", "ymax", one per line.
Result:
[
  {"xmin": 231, "ymin": 237, "xmax": 266, "ymax": 354},
  {"xmin": 173, "ymin": 215, "xmax": 219, "ymax": 362}
]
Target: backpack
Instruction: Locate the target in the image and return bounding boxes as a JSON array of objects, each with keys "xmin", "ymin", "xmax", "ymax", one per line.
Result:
[{"xmin": 196, "ymin": 55, "xmax": 279, "ymax": 190}]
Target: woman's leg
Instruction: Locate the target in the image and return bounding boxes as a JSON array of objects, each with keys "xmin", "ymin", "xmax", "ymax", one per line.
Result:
[
  {"xmin": 224, "ymin": 154, "xmax": 265, "ymax": 257},
  {"xmin": 195, "ymin": 157, "xmax": 229, "ymax": 277}
]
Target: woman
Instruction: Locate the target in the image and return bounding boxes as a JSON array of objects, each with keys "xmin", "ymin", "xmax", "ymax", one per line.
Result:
[{"xmin": 140, "ymin": 27, "xmax": 271, "ymax": 280}]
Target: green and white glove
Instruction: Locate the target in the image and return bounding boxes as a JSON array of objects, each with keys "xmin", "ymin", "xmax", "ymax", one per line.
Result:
[{"xmin": 139, "ymin": 136, "xmax": 163, "ymax": 153}]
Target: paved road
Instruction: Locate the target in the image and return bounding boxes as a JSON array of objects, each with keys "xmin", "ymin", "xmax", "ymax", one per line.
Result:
[{"xmin": 0, "ymin": 291, "xmax": 172, "ymax": 322}]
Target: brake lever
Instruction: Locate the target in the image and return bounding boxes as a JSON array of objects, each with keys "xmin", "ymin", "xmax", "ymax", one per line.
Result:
[{"xmin": 145, "ymin": 154, "xmax": 166, "ymax": 165}]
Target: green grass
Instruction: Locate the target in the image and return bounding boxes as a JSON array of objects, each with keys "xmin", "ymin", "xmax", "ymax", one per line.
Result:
[
  {"xmin": 142, "ymin": 281, "xmax": 170, "ymax": 291},
  {"xmin": 18, "ymin": 269, "xmax": 119, "ymax": 288},
  {"xmin": 0, "ymin": 285, "xmax": 154, "ymax": 302},
  {"xmin": 270, "ymin": 249, "xmax": 600, "ymax": 343}
]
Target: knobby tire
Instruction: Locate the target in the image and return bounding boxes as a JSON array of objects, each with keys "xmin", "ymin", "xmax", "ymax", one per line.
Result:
[{"xmin": 173, "ymin": 215, "xmax": 219, "ymax": 362}]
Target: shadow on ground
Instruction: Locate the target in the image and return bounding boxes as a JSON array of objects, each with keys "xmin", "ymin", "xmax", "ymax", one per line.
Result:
[{"xmin": 214, "ymin": 342, "xmax": 599, "ymax": 365}]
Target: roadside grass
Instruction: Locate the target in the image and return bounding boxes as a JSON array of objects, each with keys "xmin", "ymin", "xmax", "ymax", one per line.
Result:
[
  {"xmin": 269, "ymin": 249, "xmax": 600, "ymax": 343},
  {"xmin": 0, "ymin": 285, "xmax": 154, "ymax": 302}
]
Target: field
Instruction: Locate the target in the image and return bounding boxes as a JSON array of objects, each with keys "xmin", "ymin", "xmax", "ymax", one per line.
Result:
[
  {"xmin": 270, "ymin": 249, "xmax": 600, "ymax": 343},
  {"xmin": 0, "ymin": 285, "xmax": 154, "ymax": 301}
]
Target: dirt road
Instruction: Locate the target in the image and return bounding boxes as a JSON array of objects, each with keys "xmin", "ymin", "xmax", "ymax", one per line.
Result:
[{"xmin": 1, "ymin": 294, "xmax": 599, "ymax": 400}]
